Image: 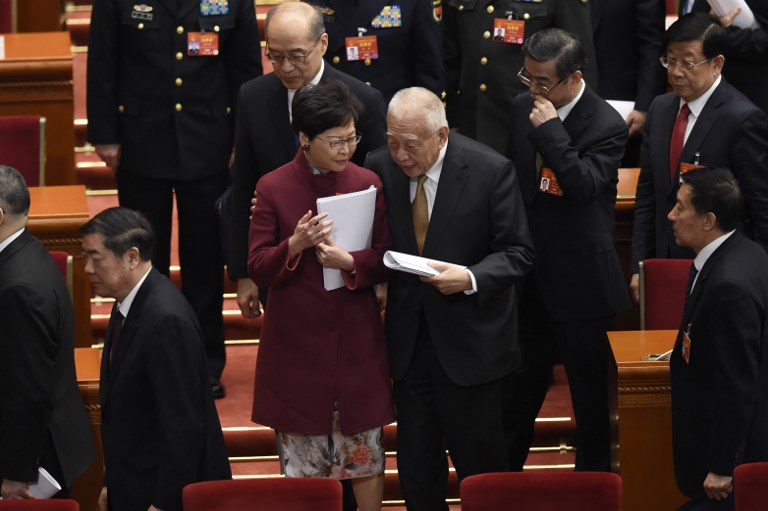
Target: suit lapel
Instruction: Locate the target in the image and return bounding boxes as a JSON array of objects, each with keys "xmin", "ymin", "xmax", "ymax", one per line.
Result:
[
  {"xmin": 424, "ymin": 137, "xmax": 469, "ymax": 255},
  {"xmin": 663, "ymin": 96, "xmax": 682, "ymax": 197},
  {"xmin": 387, "ymin": 159, "xmax": 420, "ymax": 254},
  {"xmin": 267, "ymin": 78, "xmax": 296, "ymax": 158},
  {"xmin": 680, "ymin": 81, "xmax": 725, "ymax": 167}
]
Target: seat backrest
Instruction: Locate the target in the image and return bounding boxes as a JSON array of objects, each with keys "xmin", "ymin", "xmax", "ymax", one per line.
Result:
[
  {"xmin": 0, "ymin": 500, "xmax": 79, "ymax": 510},
  {"xmin": 639, "ymin": 258, "xmax": 694, "ymax": 330},
  {"xmin": 0, "ymin": 0, "xmax": 15, "ymax": 32},
  {"xmin": 0, "ymin": 116, "xmax": 46, "ymax": 186},
  {"xmin": 460, "ymin": 472, "xmax": 622, "ymax": 511},
  {"xmin": 735, "ymin": 461, "xmax": 768, "ymax": 511},
  {"xmin": 183, "ymin": 478, "xmax": 343, "ymax": 511},
  {"xmin": 48, "ymin": 250, "xmax": 73, "ymax": 299}
]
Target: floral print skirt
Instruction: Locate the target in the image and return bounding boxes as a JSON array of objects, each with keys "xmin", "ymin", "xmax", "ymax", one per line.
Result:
[{"xmin": 277, "ymin": 405, "xmax": 385, "ymax": 479}]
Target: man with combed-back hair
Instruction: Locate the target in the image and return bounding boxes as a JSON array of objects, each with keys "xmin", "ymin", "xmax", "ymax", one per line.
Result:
[
  {"xmin": 365, "ymin": 87, "xmax": 534, "ymax": 511},
  {"xmin": 0, "ymin": 165, "xmax": 94, "ymax": 500}
]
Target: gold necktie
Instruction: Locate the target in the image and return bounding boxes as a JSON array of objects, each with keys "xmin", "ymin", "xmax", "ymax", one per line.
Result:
[{"xmin": 412, "ymin": 175, "xmax": 429, "ymax": 255}]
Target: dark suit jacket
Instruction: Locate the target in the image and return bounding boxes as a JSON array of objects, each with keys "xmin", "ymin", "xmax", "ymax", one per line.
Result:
[
  {"xmin": 631, "ymin": 79, "xmax": 768, "ymax": 271},
  {"xmin": 680, "ymin": 1, "xmax": 768, "ymax": 113},
  {"xmin": 508, "ymin": 85, "xmax": 630, "ymax": 321},
  {"xmin": 365, "ymin": 133, "xmax": 534, "ymax": 386},
  {"xmin": 307, "ymin": 0, "xmax": 445, "ymax": 102},
  {"xmin": 87, "ymin": 0, "xmax": 262, "ymax": 180},
  {"xmin": 443, "ymin": 0, "xmax": 598, "ymax": 154},
  {"xmin": 0, "ymin": 230, "xmax": 94, "ymax": 487},
  {"xmin": 100, "ymin": 268, "xmax": 230, "ymax": 511},
  {"xmin": 594, "ymin": 0, "xmax": 667, "ymax": 112},
  {"xmin": 671, "ymin": 233, "xmax": 768, "ymax": 497},
  {"xmin": 229, "ymin": 65, "xmax": 387, "ymax": 280}
]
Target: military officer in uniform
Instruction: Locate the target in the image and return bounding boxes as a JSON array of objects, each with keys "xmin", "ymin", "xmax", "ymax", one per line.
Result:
[
  {"xmin": 87, "ymin": 0, "xmax": 262, "ymax": 398},
  {"xmin": 443, "ymin": 0, "xmax": 598, "ymax": 154},
  {"xmin": 305, "ymin": 0, "xmax": 445, "ymax": 102}
]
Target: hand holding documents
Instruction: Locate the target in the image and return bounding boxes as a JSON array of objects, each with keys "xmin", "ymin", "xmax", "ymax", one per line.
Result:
[
  {"xmin": 316, "ymin": 186, "xmax": 376, "ymax": 291},
  {"xmin": 0, "ymin": 467, "xmax": 61, "ymax": 500},
  {"xmin": 708, "ymin": 0, "xmax": 760, "ymax": 29},
  {"xmin": 383, "ymin": 251, "xmax": 466, "ymax": 277}
]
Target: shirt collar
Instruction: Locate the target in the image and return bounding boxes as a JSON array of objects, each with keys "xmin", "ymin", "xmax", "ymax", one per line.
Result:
[
  {"xmin": 681, "ymin": 74, "xmax": 721, "ymax": 118},
  {"xmin": 117, "ymin": 266, "xmax": 153, "ymax": 319},
  {"xmin": 418, "ymin": 141, "xmax": 448, "ymax": 185},
  {"xmin": 556, "ymin": 79, "xmax": 586, "ymax": 121},
  {"xmin": 0, "ymin": 227, "xmax": 25, "ymax": 254},
  {"xmin": 694, "ymin": 229, "xmax": 735, "ymax": 272}
]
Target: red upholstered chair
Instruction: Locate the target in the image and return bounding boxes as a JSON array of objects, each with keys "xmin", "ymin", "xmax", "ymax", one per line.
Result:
[
  {"xmin": 0, "ymin": 116, "xmax": 46, "ymax": 186},
  {"xmin": 48, "ymin": 251, "xmax": 73, "ymax": 298},
  {"xmin": 460, "ymin": 472, "xmax": 622, "ymax": 511},
  {"xmin": 639, "ymin": 258, "xmax": 694, "ymax": 330},
  {"xmin": 182, "ymin": 478, "xmax": 343, "ymax": 511},
  {"xmin": 0, "ymin": 500, "xmax": 79, "ymax": 510},
  {"xmin": 734, "ymin": 461, "xmax": 768, "ymax": 511}
]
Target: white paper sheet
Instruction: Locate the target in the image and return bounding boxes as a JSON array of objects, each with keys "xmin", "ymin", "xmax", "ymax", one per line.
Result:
[
  {"xmin": 607, "ymin": 100, "xmax": 636, "ymax": 122},
  {"xmin": 383, "ymin": 250, "xmax": 466, "ymax": 277},
  {"xmin": 708, "ymin": 0, "xmax": 760, "ymax": 29},
  {"xmin": 316, "ymin": 186, "xmax": 376, "ymax": 291}
]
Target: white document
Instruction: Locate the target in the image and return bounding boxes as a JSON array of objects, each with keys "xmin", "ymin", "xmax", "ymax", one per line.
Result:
[
  {"xmin": 383, "ymin": 250, "xmax": 466, "ymax": 277},
  {"xmin": 708, "ymin": 0, "xmax": 760, "ymax": 29},
  {"xmin": 0, "ymin": 36, "xmax": 5, "ymax": 60},
  {"xmin": 316, "ymin": 186, "xmax": 377, "ymax": 291},
  {"xmin": 0, "ymin": 467, "xmax": 62, "ymax": 500},
  {"xmin": 607, "ymin": 100, "xmax": 636, "ymax": 122}
]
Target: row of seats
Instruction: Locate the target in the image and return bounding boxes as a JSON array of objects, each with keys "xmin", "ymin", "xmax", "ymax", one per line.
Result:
[{"xmin": 4, "ymin": 462, "xmax": 767, "ymax": 511}]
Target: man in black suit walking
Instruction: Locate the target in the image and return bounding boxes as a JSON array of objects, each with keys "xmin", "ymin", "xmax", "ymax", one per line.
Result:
[
  {"xmin": 229, "ymin": 1, "xmax": 387, "ymax": 320},
  {"xmin": 81, "ymin": 207, "xmax": 230, "ymax": 511},
  {"xmin": 506, "ymin": 28, "xmax": 630, "ymax": 472},
  {"xmin": 365, "ymin": 87, "xmax": 534, "ymax": 511},
  {"xmin": 0, "ymin": 165, "xmax": 94, "ymax": 500},
  {"xmin": 668, "ymin": 167, "xmax": 768, "ymax": 511},
  {"xmin": 87, "ymin": 0, "xmax": 263, "ymax": 397}
]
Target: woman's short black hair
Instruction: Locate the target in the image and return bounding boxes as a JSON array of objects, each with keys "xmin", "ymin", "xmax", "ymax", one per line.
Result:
[{"xmin": 291, "ymin": 79, "xmax": 363, "ymax": 139}]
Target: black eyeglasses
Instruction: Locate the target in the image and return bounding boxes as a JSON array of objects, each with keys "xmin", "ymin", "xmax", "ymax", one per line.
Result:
[
  {"xmin": 659, "ymin": 56, "xmax": 712, "ymax": 72},
  {"xmin": 315, "ymin": 132, "xmax": 362, "ymax": 151},
  {"xmin": 517, "ymin": 67, "xmax": 566, "ymax": 95},
  {"xmin": 265, "ymin": 36, "xmax": 322, "ymax": 66}
]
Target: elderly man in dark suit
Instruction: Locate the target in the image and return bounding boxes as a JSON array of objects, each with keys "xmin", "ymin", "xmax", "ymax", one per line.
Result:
[
  {"xmin": 365, "ymin": 87, "xmax": 534, "ymax": 511},
  {"xmin": 87, "ymin": 0, "xmax": 263, "ymax": 398},
  {"xmin": 81, "ymin": 207, "xmax": 230, "ymax": 511},
  {"xmin": 0, "ymin": 166, "xmax": 94, "ymax": 500},
  {"xmin": 506, "ymin": 28, "xmax": 630, "ymax": 472},
  {"xmin": 630, "ymin": 13, "xmax": 768, "ymax": 302},
  {"xmin": 229, "ymin": 1, "xmax": 387, "ymax": 321},
  {"xmin": 668, "ymin": 167, "xmax": 768, "ymax": 511}
]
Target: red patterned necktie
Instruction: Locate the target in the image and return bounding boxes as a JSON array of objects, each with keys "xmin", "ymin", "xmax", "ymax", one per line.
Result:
[{"xmin": 669, "ymin": 103, "xmax": 691, "ymax": 181}]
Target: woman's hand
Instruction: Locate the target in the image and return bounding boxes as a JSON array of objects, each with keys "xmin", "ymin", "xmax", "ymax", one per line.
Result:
[
  {"xmin": 316, "ymin": 238, "xmax": 355, "ymax": 272},
  {"xmin": 288, "ymin": 210, "xmax": 332, "ymax": 259}
]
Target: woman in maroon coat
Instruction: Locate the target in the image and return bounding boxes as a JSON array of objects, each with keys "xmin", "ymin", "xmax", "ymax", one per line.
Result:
[{"xmin": 247, "ymin": 80, "xmax": 393, "ymax": 510}]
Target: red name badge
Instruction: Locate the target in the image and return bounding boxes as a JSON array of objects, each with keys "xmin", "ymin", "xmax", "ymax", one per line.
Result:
[
  {"xmin": 492, "ymin": 18, "xmax": 525, "ymax": 45},
  {"xmin": 188, "ymin": 32, "xmax": 219, "ymax": 56},
  {"xmin": 539, "ymin": 167, "xmax": 563, "ymax": 197},
  {"xmin": 682, "ymin": 331, "xmax": 692, "ymax": 364},
  {"xmin": 345, "ymin": 35, "xmax": 379, "ymax": 61}
]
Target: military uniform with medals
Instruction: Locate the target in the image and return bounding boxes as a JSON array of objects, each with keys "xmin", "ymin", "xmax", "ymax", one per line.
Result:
[
  {"xmin": 87, "ymin": 0, "xmax": 262, "ymax": 389},
  {"xmin": 443, "ymin": 0, "xmax": 598, "ymax": 154},
  {"xmin": 307, "ymin": 0, "xmax": 445, "ymax": 102}
]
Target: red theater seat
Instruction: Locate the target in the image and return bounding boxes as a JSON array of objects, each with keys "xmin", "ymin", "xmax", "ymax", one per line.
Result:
[
  {"xmin": 0, "ymin": 116, "xmax": 46, "ymax": 186},
  {"xmin": 735, "ymin": 461, "xmax": 768, "ymax": 511},
  {"xmin": 639, "ymin": 258, "xmax": 694, "ymax": 330},
  {"xmin": 0, "ymin": 500, "xmax": 79, "ymax": 510},
  {"xmin": 49, "ymin": 250, "xmax": 73, "ymax": 298},
  {"xmin": 183, "ymin": 478, "xmax": 343, "ymax": 511},
  {"xmin": 460, "ymin": 472, "xmax": 622, "ymax": 511}
]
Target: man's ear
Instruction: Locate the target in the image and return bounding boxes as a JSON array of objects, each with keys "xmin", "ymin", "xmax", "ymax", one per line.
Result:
[
  {"xmin": 702, "ymin": 212, "xmax": 718, "ymax": 231},
  {"xmin": 126, "ymin": 246, "xmax": 141, "ymax": 269}
]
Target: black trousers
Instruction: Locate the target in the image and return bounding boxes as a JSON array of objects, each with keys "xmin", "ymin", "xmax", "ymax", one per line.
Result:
[
  {"xmin": 506, "ymin": 276, "xmax": 613, "ymax": 472},
  {"xmin": 116, "ymin": 169, "xmax": 227, "ymax": 379},
  {"xmin": 393, "ymin": 318, "xmax": 509, "ymax": 511}
]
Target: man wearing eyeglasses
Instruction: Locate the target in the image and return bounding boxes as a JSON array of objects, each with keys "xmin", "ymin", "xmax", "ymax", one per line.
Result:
[
  {"xmin": 505, "ymin": 28, "xmax": 630, "ymax": 473},
  {"xmin": 630, "ymin": 13, "xmax": 768, "ymax": 303},
  {"xmin": 229, "ymin": 1, "xmax": 386, "ymax": 323},
  {"xmin": 87, "ymin": 0, "xmax": 263, "ymax": 400}
]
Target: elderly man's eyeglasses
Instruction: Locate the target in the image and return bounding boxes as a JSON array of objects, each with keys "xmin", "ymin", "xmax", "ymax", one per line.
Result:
[
  {"xmin": 316, "ymin": 132, "xmax": 362, "ymax": 151},
  {"xmin": 659, "ymin": 56, "xmax": 712, "ymax": 72},
  {"xmin": 265, "ymin": 36, "xmax": 322, "ymax": 66},
  {"xmin": 517, "ymin": 67, "xmax": 566, "ymax": 96}
]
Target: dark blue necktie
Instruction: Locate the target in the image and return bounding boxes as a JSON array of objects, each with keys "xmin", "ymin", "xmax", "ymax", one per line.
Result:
[
  {"xmin": 109, "ymin": 308, "xmax": 124, "ymax": 367},
  {"xmin": 684, "ymin": 263, "xmax": 698, "ymax": 310}
]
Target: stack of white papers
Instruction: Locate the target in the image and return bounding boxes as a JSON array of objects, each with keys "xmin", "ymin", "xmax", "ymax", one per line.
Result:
[
  {"xmin": 383, "ymin": 251, "xmax": 466, "ymax": 277},
  {"xmin": 316, "ymin": 186, "xmax": 376, "ymax": 291},
  {"xmin": 0, "ymin": 467, "xmax": 61, "ymax": 500},
  {"xmin": 708, "ymin": 0, "xmax": 760, "ymax": 29}
]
